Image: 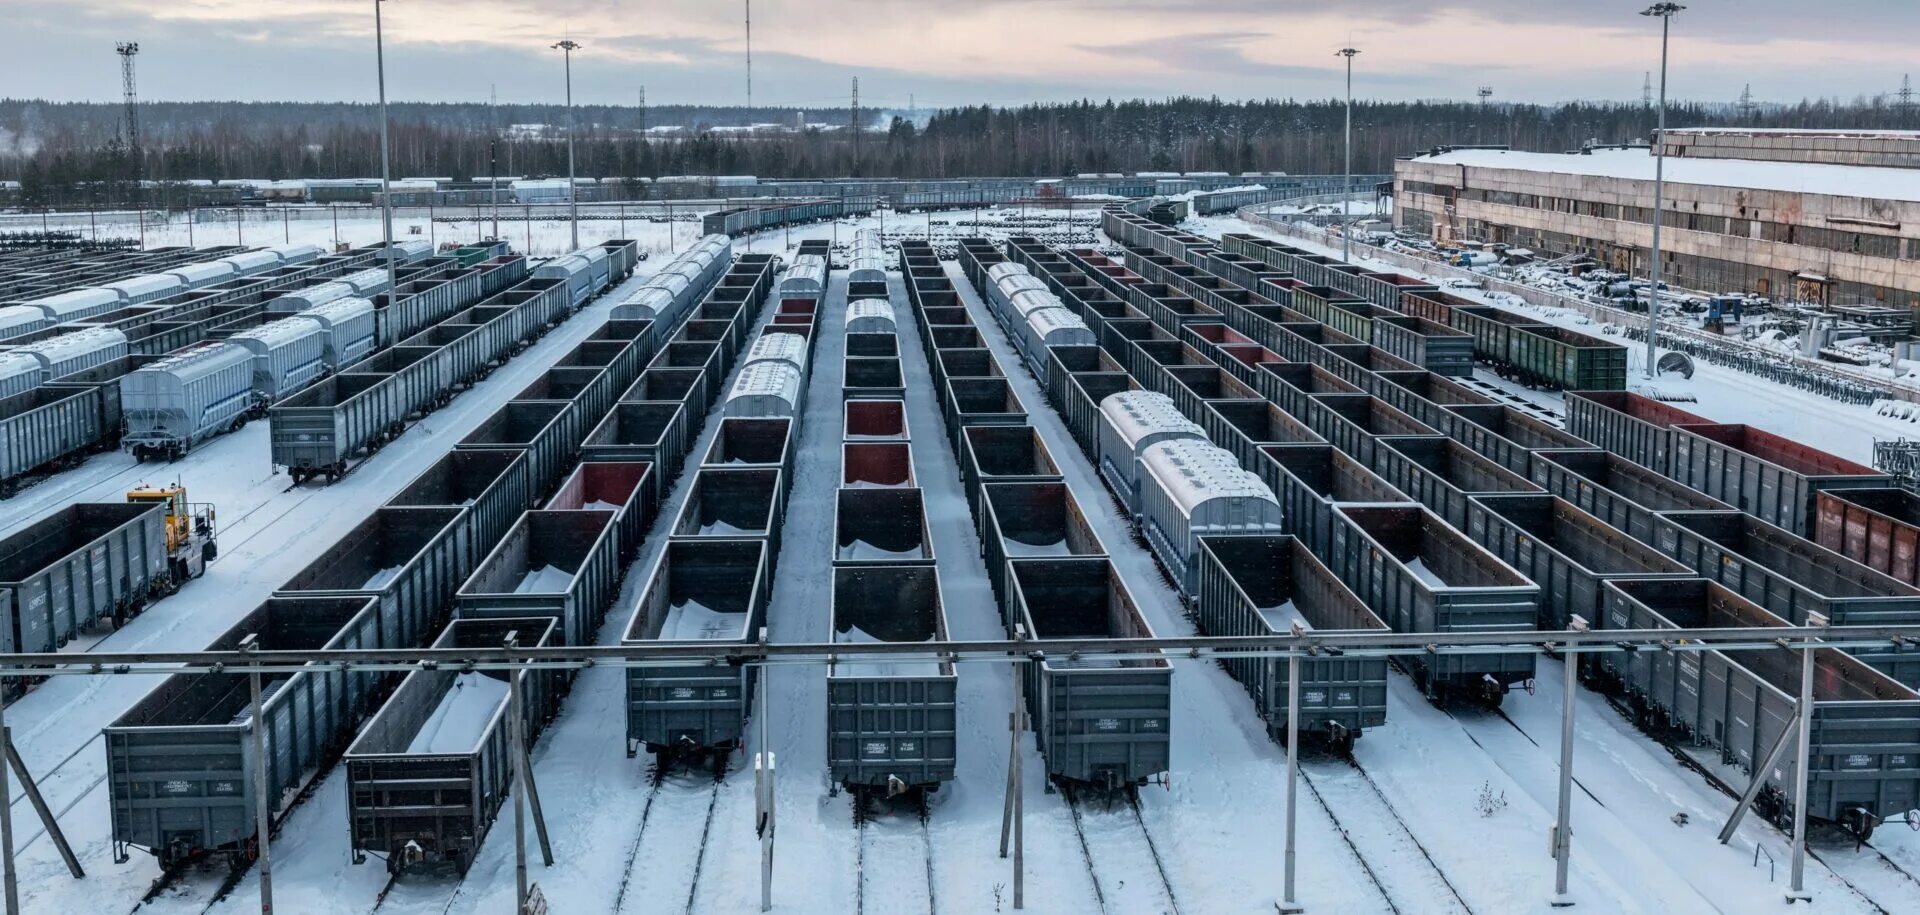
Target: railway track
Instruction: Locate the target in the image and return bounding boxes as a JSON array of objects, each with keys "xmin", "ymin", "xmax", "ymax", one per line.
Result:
[
  {"xmin": 610, "ymin": 771, "xmax": 723, "ymax": 915},
  {"xmin": 853, "ymin": 797, "xmax": 937, "ymax": 915},
  {"xmin": 128, "ymin": 859, "xmax": 248, "ymax": 915},
  {"xmin": 1297, "ymin": 753, "xmax": 1474, "ymax": 915},
  {"xmin": 1059, "ymin": 783, "xmax": 1184, "ymax": 915}
]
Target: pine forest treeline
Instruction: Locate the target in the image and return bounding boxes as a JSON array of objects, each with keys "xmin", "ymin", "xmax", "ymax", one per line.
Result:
[{"xmin": 1, "ymin": 95, "xmax": 1913, "ymax": 206}]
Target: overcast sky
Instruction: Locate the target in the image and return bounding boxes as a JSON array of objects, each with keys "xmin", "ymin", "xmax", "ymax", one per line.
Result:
[{"xmin": 4, "ymin": 0, "xmax": 1912, "ymax": 110}]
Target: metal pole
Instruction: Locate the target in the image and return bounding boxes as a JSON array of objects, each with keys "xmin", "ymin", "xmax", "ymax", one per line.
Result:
[
  {"xmin": 1338, "ymin": 47, "xmax": 1358, "ymax": 263},
  {"xmin": 756, "ymin": 643, "xmax": 773, "ymax": 912},
  {"xmin": 282, "ymin": 207, "xmax": 289, "ymax": 244},
  {"xmin": 1013, "ymin": 646, "xmax": 1025, "ymax": 910},
  {"xmin": 243, "ymin": 635, "xmax": 273, "ymax": 914},
  {"xmin": 1552, "ymin": 619, "xmax": 1586, "ymax": 907},
  {"xmin": 375, "ymin": 0, "xmax": 398, "ymax": 309},
  {"xmin": 554, "ymin": 40, "xmax": 582, "ymax": 252},
  {"xmin": 491, "ymin": 84, "xmax": 501, "ymax": 242},
  {"xmin": 1279, "ymin": 649, "xmax": 1302, "ymax": 913},
  {"xmin": 0, "ymin": 676, "xmax": 17, "ymax": 915},
  {"xmin": 508, "ymin": 634, "xmax": 529, "ymax": 913},
  {"xmin": 332, "ymin": 205, "xmax": 339, "ymax": 248},
  {"xmin": 1717, "ymin": 718, "xmax": 1799, "ymax": 844},
  {"xmin": 1787, "ymin": 632, "xmax": 1816, "ymax": 902},
  {"xmin": 1642, "ymin": 4, "xmax": 1682, "ymax": 378},
  {"xmin": 6, "ymin": 734, "xmax": 81, "ymax": 878}
]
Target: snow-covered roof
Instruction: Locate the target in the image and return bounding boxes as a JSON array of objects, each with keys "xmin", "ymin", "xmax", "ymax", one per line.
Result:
[
  {"xmin": 1026, "ymin": 306, "xmax": 1093, "ymax": 342},
  {"xmin": 1141, "ymin": 439, "xmax": 1280, "ymax": 515},
  {"xmin": 294, "ymin": 297, "xmax": 375, "ymax": 328},
  {"xmin": 1100, "ymin": 390, "xmax": 1203, "ymax": 448},
  {"xmin": 1412, "ymin": 147, "xmax": 1920, "ymax": 203},
  {"xmin": 744, "ymin": 331, "xmax": 809, "ymax": 367},
  {"xmin": 846, "ymin": 299, "xmax": 896, "ymax": 325},
  {"xmin": 1008, "ymin": 288, "xmax": 1068, "ymax": 319},
  {"xmin": 1668, "ymin": 127, "xmax": 1920, "ymax": 138},
  {"xmin": 230, "ymin": 317, "xmax": 323, "ymax": 355},
  {"xmin": 138, "ymin": 341, "xmax": 252, "ymax": 383},
  {"xmin": 102, "ymin": 274, "xmax": 185, "ymax": 301}
]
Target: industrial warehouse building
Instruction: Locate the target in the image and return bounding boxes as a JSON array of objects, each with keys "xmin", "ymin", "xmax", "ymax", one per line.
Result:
[{"xmin": 1392, "ymin": 128, "xmax": 1920, "ymax": 312}]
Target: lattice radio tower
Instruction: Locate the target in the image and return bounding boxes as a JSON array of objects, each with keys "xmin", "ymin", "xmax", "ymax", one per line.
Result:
[{"xmin": 116, "ymin": 42, "xmax": 141, "ymax": 202}]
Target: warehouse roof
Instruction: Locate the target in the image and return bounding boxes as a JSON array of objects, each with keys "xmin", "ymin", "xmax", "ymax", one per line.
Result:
[{"xmin": 1412, "ymin": 147, "xmax": 1920, "ymax": 203}]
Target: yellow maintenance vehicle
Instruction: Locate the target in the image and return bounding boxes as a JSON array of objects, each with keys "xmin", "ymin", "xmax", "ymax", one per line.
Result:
[{"xmin": 126, "ymin": 483, "xmax": 219, "ymax": 592}]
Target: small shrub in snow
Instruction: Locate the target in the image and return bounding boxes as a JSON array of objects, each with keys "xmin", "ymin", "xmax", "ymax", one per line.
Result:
[{"xmin": 1476, "ymin": 782, "xmax": 1508, "ymax": 818}]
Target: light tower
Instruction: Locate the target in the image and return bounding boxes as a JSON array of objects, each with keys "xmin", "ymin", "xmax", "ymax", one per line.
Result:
[
  {"xmin": 1336, "ymin": 46, "xmax": 1359, "ymax": 262},
  {"xmin": 1638, "ymin": 3, "xmax": 1682, "ymax": 387},
  {"xmin": 851, "ymin": 77, "xmax": 861, "ymax": 173},
  {"xmin": 552, "ymin": 38, "xmax": 582, "ymax": 251},
  {"xmin": 116, "ymin": 43, "xmax": 141, "ymax": 207}
]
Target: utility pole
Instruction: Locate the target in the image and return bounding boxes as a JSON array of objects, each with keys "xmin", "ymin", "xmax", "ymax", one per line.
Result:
[
  {"xmin": 116, "ymin": 43, "xmax": 141, "ymax": 215},
  {"xmin": 553, "ymin": 39, "xmax": 582, "ymax": 251},
  {"xmin": 745, "ymin": 0, "xmax": 753, "ymax": 113},
  {"xmin": 1642, "ymin": 72, "xmax": 1654, "ymax": 108},
  {"xmin": 1336, "ymin": 46, "xmax": 1359, "ymax": 262},
  {"xmin": 1641, "ymin": 3, "xmax": 1683, "ymax": 379},
  {"xmin": 638, "ymin": 84, "xmax": 647, "ymax": 133},
  {"xmin": 1737, "ymin": 84, "xmax": 1759, "ymax": 122},
  {"xmin": 1897, "ymin": 74, "xmax": 1915, "ymax": 127},
  {"xmin": 375, "ymin": 0, "xmax": 397, "ymax": 307}
]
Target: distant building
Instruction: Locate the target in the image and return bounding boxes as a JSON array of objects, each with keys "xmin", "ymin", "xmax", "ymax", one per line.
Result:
[{"xmin": 1393, "ymin": 128, "xmax": 1920, "ymax": 311}]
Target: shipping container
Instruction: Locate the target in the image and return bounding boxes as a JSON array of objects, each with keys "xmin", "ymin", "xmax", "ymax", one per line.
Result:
[
  {"xmin": 622, "ymin": 539, "xmax": 769, "ymax": 767},
  {"xmin": 544, "ymin": 460, "xmax": 656, "ymax": 563},
  {"xmin": 1594, "ymin": 577, "xmax": 1920, "ymax": 838},
  {"xmin": 1465, "ymin": 494, "xmax": 1693, "ymax": 631},
  {"xmin": 1194, "ymin": 535, "xmax": 1389, "ymax": 749},
  {"xmin": 106, "ymin": 595, "xmax": 383, "ymax": 868},
  {"xmin": 343, "ymin": 616, "xmax": 561, "ymax": 875},
  {"xmin": 827, "ymin": 564, "xmax": 957, "ymax": 798},
  {"xmin": 1370, "ymin": 436, "xmax": 1543, "ymax": 530},
  {"xmin": 1004, "ymin": 558, "xmax": 1171, "ymax": 789},
  {"xmin": 1326, "ymin": 505, "xmax": 1539, "ymax": 704},
  {"xmin": 1667, "ymin": 423, "xmax": 1890, "ymax": 538},
  {"xmin": 455, "ymin": 511, "xmax": 621, "ymax": 646},
  {"xmin": 1563, "ymin": 391, "xmax": 1709, "ymax": 474},
  {"xmin": 835, "ymin": 488, "xmax": 934, "ymax": 565},
  {"xmin": 1527, "ymin": 448, "xmax": 1733, "ymax": 545}
]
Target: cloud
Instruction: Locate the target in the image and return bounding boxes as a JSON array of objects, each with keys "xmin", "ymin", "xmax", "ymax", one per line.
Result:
[{"xmin": 0, "ymin": 0, "xmax": 1909, "ymax": 108}]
